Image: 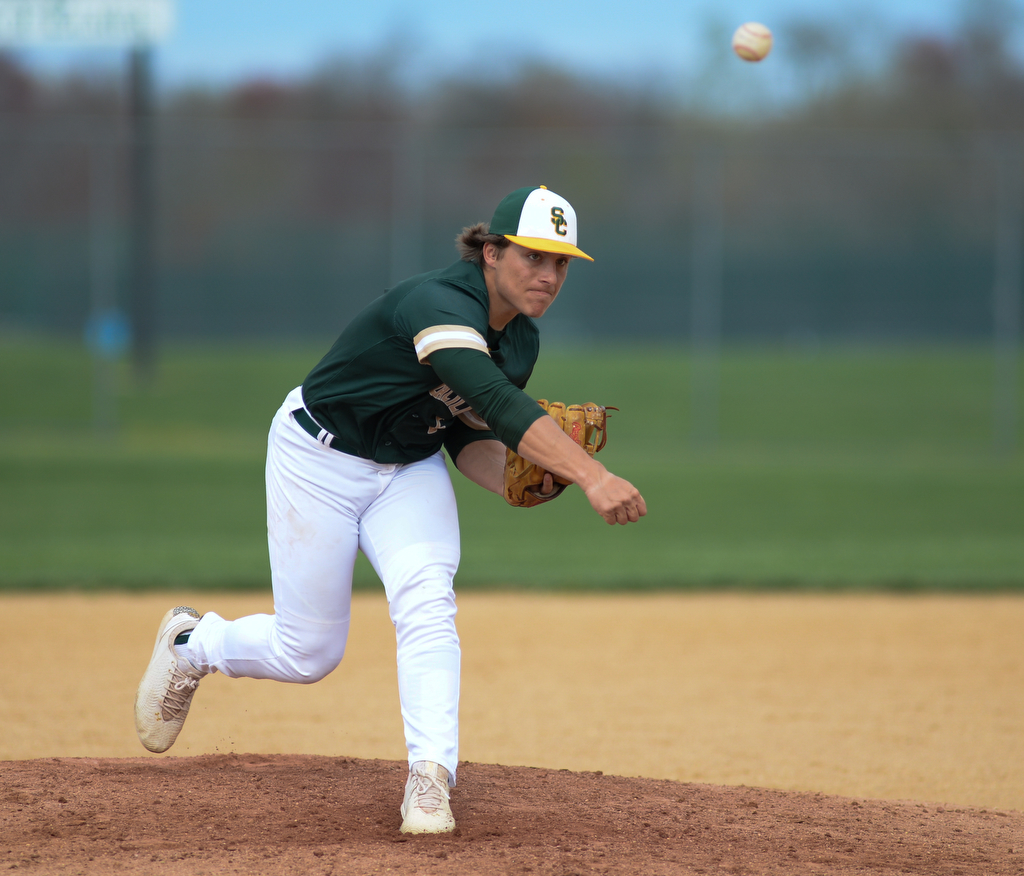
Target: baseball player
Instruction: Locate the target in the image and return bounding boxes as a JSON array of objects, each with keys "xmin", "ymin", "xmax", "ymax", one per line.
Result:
[{"xmin": 134, "ymin": 185, "xmax": 646, "ymax": 834}]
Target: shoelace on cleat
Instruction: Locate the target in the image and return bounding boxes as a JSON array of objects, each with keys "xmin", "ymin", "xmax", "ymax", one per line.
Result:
[
  {"xmin": 160, "ymin": 666, "xmax": 200, "ymax": 721},
  {"xmin": 408, "ymin": 771, "xmax": 448, "ymax": 814}
]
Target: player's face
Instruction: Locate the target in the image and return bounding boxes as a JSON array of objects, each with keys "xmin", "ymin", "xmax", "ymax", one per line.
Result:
[{"xmin": 484, "ymin": 242, "xmax": 571, "ymax": 328}]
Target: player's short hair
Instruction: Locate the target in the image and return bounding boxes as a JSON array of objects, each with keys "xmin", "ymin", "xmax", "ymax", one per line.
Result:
[{"xmin": 456, "ymin": 222, "xmax": 510, "ymax": 264}]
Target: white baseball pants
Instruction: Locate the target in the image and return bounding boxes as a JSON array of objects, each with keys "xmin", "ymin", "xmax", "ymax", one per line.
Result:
[{"xmin": 187, "ymin": 386, "xmax": 462, "ymax": 782}]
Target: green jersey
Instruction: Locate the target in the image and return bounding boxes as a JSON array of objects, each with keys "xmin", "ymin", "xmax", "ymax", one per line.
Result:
[{"xmin": 302, "ymin": 258, "xmax": 546, "ymax": 465}]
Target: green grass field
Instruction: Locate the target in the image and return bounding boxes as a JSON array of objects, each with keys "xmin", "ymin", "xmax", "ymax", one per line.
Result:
[{"xmin": 1, "ymin": 337, "xmax": 1022, "ymax": 590}]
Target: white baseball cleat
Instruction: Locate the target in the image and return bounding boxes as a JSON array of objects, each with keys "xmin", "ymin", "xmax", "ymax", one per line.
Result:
[
  {"xmin": 400, "ymin": 761, "xmax": 456, "ymax": 834},
  {"xmin": 134, "ymin": 606, "xmax": 206, "ymax": 753}
]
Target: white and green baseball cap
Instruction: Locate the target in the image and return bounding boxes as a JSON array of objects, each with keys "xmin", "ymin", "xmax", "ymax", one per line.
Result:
[{"xmin": 489, "ymin": 185, "xmax": 594, "ymax": 261}]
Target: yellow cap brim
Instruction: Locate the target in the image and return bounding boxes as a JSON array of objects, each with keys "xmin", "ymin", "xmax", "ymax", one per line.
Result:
[{"xmin": 504, "ymin": 235, "xmax": 594, "ymax": 262}]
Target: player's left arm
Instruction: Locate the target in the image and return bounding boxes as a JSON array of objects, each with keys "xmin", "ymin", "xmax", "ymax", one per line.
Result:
[
  {"xmin": 455, "ymin": 434, "xmax": 560, "ymax": 498},
  {"xmin": 452, "ymin": 438, "xmax": 506, "ymax": 495}
]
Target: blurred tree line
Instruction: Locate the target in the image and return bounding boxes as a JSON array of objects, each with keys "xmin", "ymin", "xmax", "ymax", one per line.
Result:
[{"xmin": 0, "ymin": 0, "xmax": 1022, "ymax": 343}]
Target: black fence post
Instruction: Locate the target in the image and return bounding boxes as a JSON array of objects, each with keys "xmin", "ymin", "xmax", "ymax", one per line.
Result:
[
  {"xmin": 128, "ymin": 45, "xmax": 157, "ymax": 381},
  {"xmin": 690, "ymin": 144, "xmax": 725, "ymax": 448}
]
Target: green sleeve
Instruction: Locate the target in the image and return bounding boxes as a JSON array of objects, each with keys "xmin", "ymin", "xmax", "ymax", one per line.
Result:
[
  {"xmin": 441, "ymin": 417, "xmax": 499, "ymax": 466},
  {"xmin": 394, "ymin": 278, "xmax": 490, "ymax": 357},
  {"xmin": 430, "ymin": 347, "xmax": 547, "ymax": 452}
]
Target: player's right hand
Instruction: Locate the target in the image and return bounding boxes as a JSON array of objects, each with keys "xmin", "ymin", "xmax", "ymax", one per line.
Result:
[{"xmin": 583, "ymin": 468, "xmax": 646, "ymax": 525}]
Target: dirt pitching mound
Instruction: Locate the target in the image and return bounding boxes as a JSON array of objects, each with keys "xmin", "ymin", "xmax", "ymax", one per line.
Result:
[{"xmin": 4, "ymin": 754, "xmax": 1023, "ymax": 875}]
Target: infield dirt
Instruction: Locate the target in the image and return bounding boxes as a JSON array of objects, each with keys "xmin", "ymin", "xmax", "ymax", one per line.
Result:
[
  {"xmin": 3, "ymin": 591, "xmax": 1023, "ymax": 874},
  {"xmin": 5, "ymin": 753, "xmax": 1024, "ymax": 876}
]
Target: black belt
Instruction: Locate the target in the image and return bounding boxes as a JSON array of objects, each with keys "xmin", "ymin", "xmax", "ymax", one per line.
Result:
[{"xmin": 292, "ymin": 407, "xmax": 339, "ymax": 449}]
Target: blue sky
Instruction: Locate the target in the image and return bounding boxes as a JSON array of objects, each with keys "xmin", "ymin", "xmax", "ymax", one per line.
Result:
[
  {"xmin": 154, "ymin": 0, "xmax": 969, "ymax": 85},
  {"xmin": 5, "ymin": 0, "xmax": 1020, "ymax": 99}
]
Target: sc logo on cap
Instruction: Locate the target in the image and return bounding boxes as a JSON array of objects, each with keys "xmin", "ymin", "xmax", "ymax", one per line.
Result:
[{"xmin": 550, "ymin": 207, "xmax": 568, "ymax": 237}]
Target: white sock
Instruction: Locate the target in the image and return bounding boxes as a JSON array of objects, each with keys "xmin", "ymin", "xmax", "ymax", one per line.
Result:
[{"xmin": 173, "ymin": 641, "xmax": 203, "ymax": 673}]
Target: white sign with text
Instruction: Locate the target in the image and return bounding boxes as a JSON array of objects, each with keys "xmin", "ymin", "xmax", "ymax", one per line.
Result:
[{"xmin": 0, "ymin": 0, "xmax": 174, "ymax": 45}]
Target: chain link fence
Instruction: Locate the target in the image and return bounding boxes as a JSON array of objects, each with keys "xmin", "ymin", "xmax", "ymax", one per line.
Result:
[{"xmin": 1, "ymin": 114, "xmax": 1020, "ymax": 445}]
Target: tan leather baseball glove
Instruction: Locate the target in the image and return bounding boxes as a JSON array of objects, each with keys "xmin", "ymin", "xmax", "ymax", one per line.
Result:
[{"xmin": 503, "ymin": 400, "xmax": 613, "ymax": 507}]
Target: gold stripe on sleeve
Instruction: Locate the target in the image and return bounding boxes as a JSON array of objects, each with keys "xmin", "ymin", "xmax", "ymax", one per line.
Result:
[{"xmin": 413, "ymin": 325, "xmax": 489, "ymax": 363}]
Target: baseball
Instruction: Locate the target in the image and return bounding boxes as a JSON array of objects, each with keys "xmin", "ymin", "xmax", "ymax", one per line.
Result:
[{"xmin": 732, "ymin": 22, "xmax": 773, "ymax": 62}]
